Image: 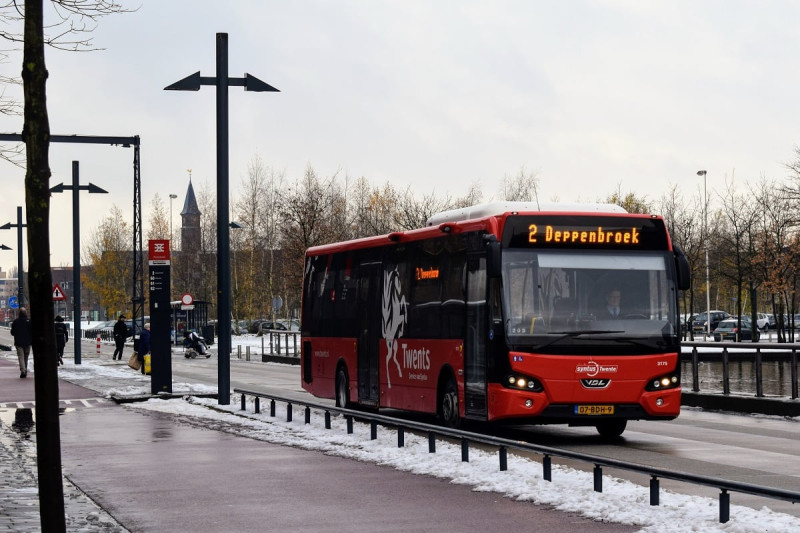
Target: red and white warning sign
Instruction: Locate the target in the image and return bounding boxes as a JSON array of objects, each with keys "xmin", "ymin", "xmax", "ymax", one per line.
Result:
[{"xmin": 52, "ymin": 283, "xmax": 66, "ymax": 301}]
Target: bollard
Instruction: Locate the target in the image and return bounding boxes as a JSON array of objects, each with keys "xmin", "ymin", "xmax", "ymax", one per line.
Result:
[
  {"xmin": 593, "ymin": 465, "xmax": 603, "ymax": 492},
  {"xmin": 543, "ymin": 455, "xmax": 552, "ymax": 481},
  {"xmin": 650, "ymin": 476, "xmax": 660, "ymax": 506},
  {"xmin": 246, "ymin": 346, "xmax": 251, "ymax": 362},
  {"xmin": 324, "ymin": 411, "xmax": 331, "ymax": 429},
  {"xmin": 305, "ymin": 406, "xmax": 311, "ymax": 424},
  {"xmin": 270, "ymin": 399, "xmax": 276, "ymax": 417},
  {"xmin": 240, "ymin": 394, "xmax": 246, "ymax": 411},
  {"xmin": 96, "ymin": 336, "xmax": 101, "ymax": 354},
  {"xmin": 397, "ymin": 427, "xmax": 404, "ymax": 448},
  {"xmin": 461, "ymin": 438, "xmax": 469, "ymax": 462},
  {"xmin": 254, "ymin": 397, "xmax": 260, "ymax": 414},
  {"xmin": 237, "ymin": 345, "xmax": 242, "ymax": 359}
]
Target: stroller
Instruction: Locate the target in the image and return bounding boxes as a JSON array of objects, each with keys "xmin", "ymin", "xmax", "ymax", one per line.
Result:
[{"xmin": 183, "ymin": 331, "xmax": 210, "ymax": 359}]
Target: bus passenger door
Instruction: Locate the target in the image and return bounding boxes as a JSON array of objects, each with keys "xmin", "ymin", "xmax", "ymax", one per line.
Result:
[
  {"xmin": 464, "ymin": 253, "xmax": 488, "ymax": 419},
  {"xmin": 357, "ymin": 262, "xmax": 381, "ymax": 406}
]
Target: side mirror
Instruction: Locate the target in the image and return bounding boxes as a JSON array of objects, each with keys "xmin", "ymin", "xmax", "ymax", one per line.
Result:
[
  {"xmin": 673, "ymin": 244, "xmax": 691, "ymax": 291},
  {"xmin": 484, "ymin": 235, "xmax": 501, "ymax": 279}
]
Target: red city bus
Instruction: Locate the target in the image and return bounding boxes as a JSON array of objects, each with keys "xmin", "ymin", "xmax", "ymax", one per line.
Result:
[{"xmin": 301, "ymin": 202, "xmax": 690, "ymax": 437}]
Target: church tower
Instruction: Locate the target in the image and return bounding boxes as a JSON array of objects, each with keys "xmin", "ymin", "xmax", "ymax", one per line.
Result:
[{"xmin": 180, "ymin": 179, "xmax": 201, "ymax": 252}]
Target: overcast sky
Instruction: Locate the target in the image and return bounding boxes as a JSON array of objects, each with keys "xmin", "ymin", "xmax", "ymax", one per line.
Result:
[{"xmin": 2, "ymin": 1, "xmax": 800, "ymax": 272}]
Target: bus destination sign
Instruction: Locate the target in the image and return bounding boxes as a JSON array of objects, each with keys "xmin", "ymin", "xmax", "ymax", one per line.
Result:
[{"xmin": 503, "ymin": 215, "xmax": 669, "ymax": 251}]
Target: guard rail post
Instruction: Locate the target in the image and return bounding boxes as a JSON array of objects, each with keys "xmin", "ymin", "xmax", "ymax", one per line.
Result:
[
  {"xmin": 720, "ymin": 490, "xmax": 730, "ymax": 523},
  {"xmin": 755, "ymin": 348, "xmax": 763, "ymax": 398},
  {"xmin": 722, "ymin": 347, "xmax": 730, "ymax": 395}
]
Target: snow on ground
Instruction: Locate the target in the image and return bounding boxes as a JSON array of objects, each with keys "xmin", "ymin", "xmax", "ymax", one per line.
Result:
[{"xmin": 56, "ymin": 360, "xmax": 800, "ymax": 533}]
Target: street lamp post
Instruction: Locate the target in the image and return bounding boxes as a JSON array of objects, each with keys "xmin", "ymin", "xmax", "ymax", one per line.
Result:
[
  {"xmin": 697, "ymin": 170, "xmax": 711, "ymax": 338},
  {"xmin": 165, "ymin": 32, "xmax": 279, "ymax": 405},
  {"xmin": 50, "ymin": 161, "xmax": 108, "ymax": 364},
  {"xmin": 1, "ymin": 206, "xmax": 27, "ymax": 308},
  {"xmin": 169, "ymin": 193, "xmax": 178, "ymax": 241}
]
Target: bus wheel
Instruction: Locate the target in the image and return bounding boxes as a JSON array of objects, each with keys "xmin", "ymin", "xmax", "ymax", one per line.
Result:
[
  {"xmin": 335, "ymin": 367, "xmax": 350, "ymax": 408},
  {"xmin": 596, "ymin": 420, "xmax": 627, "ymax": 438},
  {"xmin": 440, "ymin": 377, "xmax": 461, "ymax": 428}
]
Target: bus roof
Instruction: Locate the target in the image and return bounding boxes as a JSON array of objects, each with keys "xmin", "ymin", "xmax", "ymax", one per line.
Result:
[{"xmin": 426, "ymin": 201, "xmax": 627, "ymax": 226}]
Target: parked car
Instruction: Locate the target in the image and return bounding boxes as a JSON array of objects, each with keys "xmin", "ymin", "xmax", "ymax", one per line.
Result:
[
  {"xmin": 84, "ymin": 320, "xmax": 116, "ymax": 339},
  {"xmin": 755, "ymin": 313, "xmax": 770, "ymax": 331},
  {"xmin": 248, "ymin": 320, "xmax": 288, "ymax": 334},
  {"xmin": 691, "ymin": 311, "xmax": 732, "ymax": 334},
  {"xmin": 713, "ymin": 317, "xmax": 760, "ymax": 342}
]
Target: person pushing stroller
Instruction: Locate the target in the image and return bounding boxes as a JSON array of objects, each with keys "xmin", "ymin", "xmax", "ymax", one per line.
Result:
[{"xmin": 183, "ymin": 330, "xmax": 209, "ymax": 358}]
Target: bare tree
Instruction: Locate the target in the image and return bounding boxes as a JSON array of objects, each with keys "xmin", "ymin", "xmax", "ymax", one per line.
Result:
[
  {"xmin": 657, "ymin": 184, "xmax": 702, "ymax": 338},
  {"xmin": 500, "ymin": 166, "xmax": 539, "ymax": 202},
  {"xmin": 605, "ymin": 182, "xmax": 651, "ymax": 214},
  {"xmin": 146, "ymin": 193, "xmax": 169, "ymax": 241}
]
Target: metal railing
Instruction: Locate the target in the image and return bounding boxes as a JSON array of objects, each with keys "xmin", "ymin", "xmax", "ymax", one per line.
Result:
[
  {"xmin": 234, "ymin": 387, "xmax": 800, "ymax": 524},
  {"xmin": 683, "ymin": 342, "xmax": 800, "ymax": 399},
  {"xmin": 233, "ymin": 331, "xmax": 300, "ymax": 361}
]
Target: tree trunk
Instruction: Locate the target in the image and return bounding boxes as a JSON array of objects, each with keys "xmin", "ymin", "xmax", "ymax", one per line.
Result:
[{"xmin": 22, "ymin": 1, "xmax": 66, "ymax": 530}]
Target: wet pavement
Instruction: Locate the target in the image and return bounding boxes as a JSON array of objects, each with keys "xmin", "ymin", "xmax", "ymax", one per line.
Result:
[{"xmin": 0, "ymin": 348, "xmax": 637, "ymax": 533}]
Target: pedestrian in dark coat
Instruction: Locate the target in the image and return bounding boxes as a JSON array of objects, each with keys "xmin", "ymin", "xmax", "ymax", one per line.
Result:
[
  {"xmin": 138, "ymin": 323, "xmax": 151, "ymax": 375},
  {"xmin": 11, "ymin": 307, "xmax": 32, "ymax": 378},
  {"xmin": 54, "ymin": 315, "xmax": 69, "ymax": 366},
  {"xmin": 112, "ymin": 314, "xmax": 128, "ymax": 361}
]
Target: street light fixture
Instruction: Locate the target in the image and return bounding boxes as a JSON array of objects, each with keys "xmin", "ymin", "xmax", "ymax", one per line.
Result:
[
  {"xmin": 165, "ymin": 32, "xmax": 279, "ymax": 406},
  {"xmin": 697, "ymin": 170, "xmax": 711, "ymax": 338},
  {"xmin": 50, "ymin": 161, "xmax": 108, "ymax": 364}
]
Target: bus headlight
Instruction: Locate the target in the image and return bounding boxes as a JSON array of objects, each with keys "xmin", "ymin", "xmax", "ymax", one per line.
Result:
[
  {"xmin": 645, "ymin": 373, "xmax": 680, "ymax": 391},
  {"xmin": 505, "ymin": 373, "xmax": 543, "ymax": 392}
]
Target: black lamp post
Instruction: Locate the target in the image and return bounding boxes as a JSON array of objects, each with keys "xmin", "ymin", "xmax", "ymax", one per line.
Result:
[
  {"xmin": 50, "ymin": 161, "xmax": 108, "ymax": 364},
  {"xmin": 1, "ymin": 206, "xmax": 27, "ymax": 308},
  {"xmin": 165, "ymin": 32, "xmax": 279, "ymax": 405}
]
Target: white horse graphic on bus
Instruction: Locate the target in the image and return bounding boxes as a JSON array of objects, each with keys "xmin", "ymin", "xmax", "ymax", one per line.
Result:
[{"xmin": 382, "ymin": 268, "xmax": 407, "ymax": 389}]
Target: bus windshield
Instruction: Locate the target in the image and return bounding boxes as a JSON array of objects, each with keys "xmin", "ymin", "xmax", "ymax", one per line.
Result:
[{"xmin": 502, "ymin": 249, "xmax": 678, "ymax": 350}]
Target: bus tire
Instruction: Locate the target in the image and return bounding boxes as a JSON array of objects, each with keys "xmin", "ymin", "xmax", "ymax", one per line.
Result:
[
  {"xmin": 335, "ymin": 366, "xmax": 350, "ymax": 408},
  {"xmin": 439, "ymin": 376, "xmax": 461, "ymax": 428},
  {"xmin": 596, "ymin": 419, "xmax": 627, "ymax": 438}
]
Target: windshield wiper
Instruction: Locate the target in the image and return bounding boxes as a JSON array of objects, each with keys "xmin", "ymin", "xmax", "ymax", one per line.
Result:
[{"xmin": 535, "ymin": 330, "xmax": 624, "ymax": 349}]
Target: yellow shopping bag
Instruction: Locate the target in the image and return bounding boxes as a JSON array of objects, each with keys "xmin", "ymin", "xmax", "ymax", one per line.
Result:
[{"xmin": 143, "ymin": 354, "xmax": 151, "ymax": 375}]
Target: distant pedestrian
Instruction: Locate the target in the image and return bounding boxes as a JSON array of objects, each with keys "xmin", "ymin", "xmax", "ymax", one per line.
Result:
[
  {"xmin": 113, "ymin": 314, "xmax": 128, "ymax": 361},
  {"xmin": 55, "ymin": 315, "xmax": 68, "ymax": 366},
  {"xmin": 138, "ymin": 323, "xmax": 151, "ymax": 375},
  {"xmin": 11, "ymin": 307, "xmax": 32, "ymax": 378}
]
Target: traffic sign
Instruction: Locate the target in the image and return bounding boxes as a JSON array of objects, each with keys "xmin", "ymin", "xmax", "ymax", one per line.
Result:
[
  {"xmin": 8, "ymin": 295, "xmax": 18, "ymax": 309},
  {"xmin": 53, "ymin": 283, "xmax": 66, "ymax": 301},
  {"xmin": 181, "ymin": 293, "xmax": 194, "ymax": 306}
]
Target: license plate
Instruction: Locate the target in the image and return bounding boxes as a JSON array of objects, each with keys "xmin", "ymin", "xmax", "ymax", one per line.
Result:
[{"xmin": 575, "ymin": 405, "xmax": 615, "ymax": 415}]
